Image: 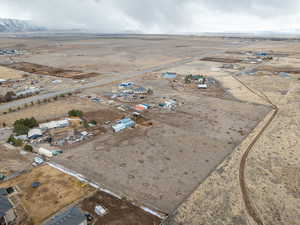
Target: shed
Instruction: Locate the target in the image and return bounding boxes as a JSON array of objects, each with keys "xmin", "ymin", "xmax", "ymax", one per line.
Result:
[
  {"xmin": 134, "ymin": 104, "xmax": 150, "ymax": 111},
  {"xmin": 37, "ymin": 145, "xmax": 62, "ymax": 158},
  {"xmin": 198, "ymin": 84, "xmax": 208, "ymax": 89},
  {"xmin": 28, "ymin": 128, "xmax": 43, "ymax": 139},
  {"xmin": 43, "ymin": 207, "xmax": 87, "ymax": 225},
  {"xmin": 163, "ymin": 72, "xmax": 177, "ymax": 79}
]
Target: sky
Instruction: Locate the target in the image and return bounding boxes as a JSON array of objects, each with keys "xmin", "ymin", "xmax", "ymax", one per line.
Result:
[{"xmin": 1, "ymin": 0, "xmax": 300, "ymax": 33}]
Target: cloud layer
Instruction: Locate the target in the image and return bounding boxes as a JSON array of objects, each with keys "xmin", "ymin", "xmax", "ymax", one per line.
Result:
[{"xmin": 1, "ymin": 0, "xmax": 300, "ymax": 33}]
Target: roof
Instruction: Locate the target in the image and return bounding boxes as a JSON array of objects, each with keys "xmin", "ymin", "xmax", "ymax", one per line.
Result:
[
  {"xmin": 191, "ymin": 75, "xmax": 204, "ymax": 80},
  {"xmin": 39, "ymin": 120, "xmax": 69, "ymax": 130},
  {"xmin": 0, "ymin": 188, "xmax": 8, "ymax": 196},
  {"xmin": 28, "ymin": 128, "xmax": 43, "ymax": 138},
  {"xmin": 0, "ymin": 196, "xmax": 13, "ymax": 215},
  {"xmin": 43, "ymin": 207, "xmax": 86, "ymax": 225},
  {"xmin": 133, "ymin": 87, "xmax": 148, "ymax": 93}
]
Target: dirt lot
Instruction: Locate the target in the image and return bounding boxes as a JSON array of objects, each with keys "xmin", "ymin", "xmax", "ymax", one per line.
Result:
[
  {"xmin": 0, "ymin": 165, "xmax": 95, "ymax": 224},
  {"xmin": 80, "ymin": 191, "xmax": 161, "ymax": 225},
  {"xmin": 5, "ymin": 62, "xmax": 102, "ymax": 79},
  {"xmin": 256, "ymin": 64, "xmax": 300, "ymax": 73},
  {"xmin": 55, "ymin": 87, "xmax": 270, "ymax": 212},
  {"xmin": 0, "ymin": 145, "xmax": 33, "ymax": 177},
  {"xmin": 201, "ymin": 57, "xmax": 243, "ymax": 63},
  {"xmin": 84, "ymin": 109, "xmax": 125, "ymax": 125}
]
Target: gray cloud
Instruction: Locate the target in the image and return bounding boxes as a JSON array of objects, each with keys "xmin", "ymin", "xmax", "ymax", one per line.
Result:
[{"xmin": 1, "ymin": 0, "xmax": 300, "ymax": 33}]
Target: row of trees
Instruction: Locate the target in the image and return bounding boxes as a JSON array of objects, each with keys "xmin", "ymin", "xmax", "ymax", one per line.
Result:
[{"xmin": 0, "ymin": 91, "xmax": 16, "ymax": 103}]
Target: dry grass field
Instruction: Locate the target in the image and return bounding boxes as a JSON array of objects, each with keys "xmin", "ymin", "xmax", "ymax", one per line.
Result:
[
  {"xmin": 0, "ymin": 65, "xmax": 24, "ymax": 79},
  {"xmin": 0, "ymin": 96, "xmax": 104, "ymax": 126}
]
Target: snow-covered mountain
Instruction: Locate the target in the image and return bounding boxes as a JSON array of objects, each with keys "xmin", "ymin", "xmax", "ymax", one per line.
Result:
[{"xmin": 0, "ymin": 18, "xmax": 46, "ymax": 32}]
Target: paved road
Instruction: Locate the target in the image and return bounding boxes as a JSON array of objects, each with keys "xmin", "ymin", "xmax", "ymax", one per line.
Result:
[{"xmin": 0, "ymin": 57, "xmax": 196, "ymax": 112}]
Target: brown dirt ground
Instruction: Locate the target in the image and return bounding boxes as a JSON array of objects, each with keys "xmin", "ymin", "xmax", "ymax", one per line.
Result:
[
  {"xmin": 201, "ymin": 57, "xmax": 243, "ymax": 63},
  {"xmin": 256, "ymin": 65, "xmax": 300, "ymax": 73},
  {"xmin": 4, "ymin": 62, "xmax": 101, "ymax": 79},
  {"xmin": 0, "ymin": 165, "xmax": 95, "ymax": 225},
  {"xmin": 80, "ymin": 191, "xmax": 161, "ymax": 225},
  {"xmin": 83, "ymin": 109, "xmax": 125, "ymax": 124}
]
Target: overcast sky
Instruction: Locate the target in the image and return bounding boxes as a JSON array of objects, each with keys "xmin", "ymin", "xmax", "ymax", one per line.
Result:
[{"xmin": 1, "ymin": 0, "xmax": 300, "ymax": 33}]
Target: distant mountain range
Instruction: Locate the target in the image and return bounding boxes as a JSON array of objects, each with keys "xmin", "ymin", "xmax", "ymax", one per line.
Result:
[{"xmin": 0, "ymin": 18, "xmax": 46, "ymax": 32}]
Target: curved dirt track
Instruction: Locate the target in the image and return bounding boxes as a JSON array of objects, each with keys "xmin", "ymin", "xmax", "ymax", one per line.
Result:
[{"xmin": 233, "ymin": 75, "xmax": 279, "ymax": 225}]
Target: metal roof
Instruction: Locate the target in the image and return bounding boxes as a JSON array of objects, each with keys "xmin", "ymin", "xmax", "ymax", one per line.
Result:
[
  {"xmin": 43, "ymin": 207, "xmax": 86, "ymax": 225},
  {"xmin": 0, "ymin": 196, "xmax": 13, "ymax": 214},
  {"xmin": 0, "ymin": 188, "xmax": 8, "ymax": 196}
]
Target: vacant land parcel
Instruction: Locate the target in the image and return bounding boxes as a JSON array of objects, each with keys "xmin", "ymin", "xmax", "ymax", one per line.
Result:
[{"xmin": 55, "ymin": 74, "xmax": 270, "ymax": 212}]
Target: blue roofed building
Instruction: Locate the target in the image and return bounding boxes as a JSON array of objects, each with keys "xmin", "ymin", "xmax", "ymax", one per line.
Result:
[{"xmin": 112, "ymin": 117, "xmax": 136, "ymax": 132}]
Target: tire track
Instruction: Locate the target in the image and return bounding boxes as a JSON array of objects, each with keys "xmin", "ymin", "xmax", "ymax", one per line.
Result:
[{"xmin": 232, "ymin": 75, "xmax": 279, "ymax": 225}]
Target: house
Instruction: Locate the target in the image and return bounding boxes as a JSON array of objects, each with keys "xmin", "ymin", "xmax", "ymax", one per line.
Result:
[
  {"xmin": 112, "ymin": 118, "xmax": 136, "ymax": 132},
  {"xmin": 0, "ymin": 196, "xmax": 15, "ymax": 225},
  {"xmin": 39, "ymin": 119, "xmax": 70, "ymax": 130},
  {"xmin": 28, "ymin": 128, "xmax": 43, "ymax": 139},
  {"xmin": 43, "ymin": 207, "xmax": 87, "ymax": 225}
]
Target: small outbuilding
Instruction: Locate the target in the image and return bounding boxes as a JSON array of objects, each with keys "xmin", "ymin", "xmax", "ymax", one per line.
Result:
[{"xmin": 28, "ymin": 128, "xmax": 43, "ymax": 139}]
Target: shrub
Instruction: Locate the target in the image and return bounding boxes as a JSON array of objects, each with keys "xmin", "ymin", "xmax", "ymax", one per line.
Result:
[
  {"xmin": 24, "ymin": 144, "xmax": 33, "ymax": 152},
  {"xmin": 89, "ymin": 120, "xmax": 97, "ymax": 125},
  {"xmin": 7, "ymin": 135, "xmax": 23, "ymax": 147},
  {"xmin": 68, "ymin": 109, "xmax": 83, "ymax": 117},
  {"xmin": 14, "ymin": 139, "xmax": 23, "ymax": 147}
]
